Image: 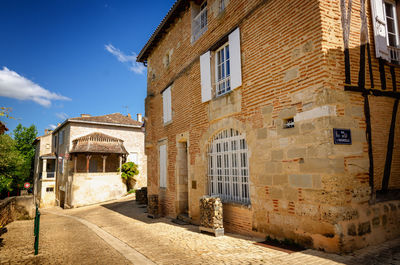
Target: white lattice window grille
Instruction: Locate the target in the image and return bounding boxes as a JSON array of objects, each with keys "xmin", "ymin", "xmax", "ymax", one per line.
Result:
[
  {"xmin": 208, "ymin": 129, "xmax": 250, "ymax": 204},
  {"xmin": 215, "ymin": 43, "xmax": 231, "ymax": 96},
  {"xmin": 192, "ymin": 1, "xmax": 208, "ymax": 42},
  {"xmin": 283, "ymin": 118, "xmax": 295, "ymax": 129}
]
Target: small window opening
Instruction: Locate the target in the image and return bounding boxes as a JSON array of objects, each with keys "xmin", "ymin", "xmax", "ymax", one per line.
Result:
[
  {"xmin": 46, "ymin": 187, "xmax": 54, "ymax": 192},
  {"xmin": 283, "ymin": 118, "xmax": 295, "ymax": 129},
  {"xmin": 219, "ymin": 0, "xmax": 225, "ymax": 12}
]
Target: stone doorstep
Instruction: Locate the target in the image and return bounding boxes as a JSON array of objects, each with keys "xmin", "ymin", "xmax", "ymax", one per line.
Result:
[
  {"xmin": 147, "ymin": 213, "xmax": 160, "ymax": 219},
  {"xmin": 199, "ymin": 226, "xmax": 225, "ymax": 237}
]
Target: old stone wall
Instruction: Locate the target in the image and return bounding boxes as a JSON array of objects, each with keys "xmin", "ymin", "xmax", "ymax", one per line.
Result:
[
  {"xmin": 0, "ymin": 196, "xmax": 35, "ymax": 227},
  {"xmin": 144, "ymin": 0, "xmax": 400, "ymax": 252}
]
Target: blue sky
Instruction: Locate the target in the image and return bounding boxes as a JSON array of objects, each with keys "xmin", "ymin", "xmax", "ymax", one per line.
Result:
[{"xmin": 0, "ymin": 0, "xmax": 175, "ymax": 135}]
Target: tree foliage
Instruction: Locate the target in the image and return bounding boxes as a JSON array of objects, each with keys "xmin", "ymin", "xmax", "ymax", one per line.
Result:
[
  {"xmin": 118, "ymin": 162, "xmax": 139, "ymax": 191},
  {"xmin": 0, "ymin": 107, "xmax": 14, "ymax": 119},
  {"xmin": 0, "ymin": 124, "xmax": 37, "ymax": 196},
  {"xmin": 13, "ymin": 124, "xmax": 38, "ymax": 161},
  {"xmin": 0, "ymin": 134, "xmax": 26, "ymax": 193},
  {"xmin": 119, "ymin": 162, "xmax": 139, "ymax": 180}
]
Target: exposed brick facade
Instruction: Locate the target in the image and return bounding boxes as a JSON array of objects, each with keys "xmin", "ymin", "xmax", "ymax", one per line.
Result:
[{"xmin": 141, "ymin": 0, "xmax": 400, "ymax": 252}]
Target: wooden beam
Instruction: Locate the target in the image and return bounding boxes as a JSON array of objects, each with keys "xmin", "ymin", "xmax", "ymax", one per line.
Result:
[{"xmin": 344, "ymin": 86, "xmax": 400, "ymax": 99}]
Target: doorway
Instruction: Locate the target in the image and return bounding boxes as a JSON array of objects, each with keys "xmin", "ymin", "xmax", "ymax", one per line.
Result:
[{"xmin": 176, "ymin": 141, "xmax": 189, "ymax": 215}]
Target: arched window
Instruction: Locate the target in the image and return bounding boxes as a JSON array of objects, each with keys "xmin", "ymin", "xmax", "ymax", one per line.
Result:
[{"xmin": 208, "ymin": 129, "xmax": 250, "ymax": 204}]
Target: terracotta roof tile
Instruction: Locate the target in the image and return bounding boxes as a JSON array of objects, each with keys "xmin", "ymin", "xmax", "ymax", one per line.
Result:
[
  {"xmin": 69, "ymin": 113, "xmax": 142, "ymax": 127},
  {"xmin": 70, "ymin": 132, "xmax": 128, "ymax": 154}
]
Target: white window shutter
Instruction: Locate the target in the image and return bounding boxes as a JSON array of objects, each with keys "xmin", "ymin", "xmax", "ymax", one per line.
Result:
[
  {"xmin": 229, "ymin": 28, "xmax": 242, "ymax": 90},
  {"xmin": 162, "ymin": 86, "xmax": 172, "ymax": 123},
  {"xmin": 200, "ymin": 51, "xmax": 212, "ymax": 102},
  {"xmin": 159, "ymin": 144, "xmax": 167, "ymax": 188},
  {"xmin": 370, "ymin": 0, "xmax": 390, "ymax": 60}
]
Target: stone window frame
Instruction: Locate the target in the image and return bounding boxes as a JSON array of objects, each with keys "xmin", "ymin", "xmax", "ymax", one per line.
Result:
[{"xmin": 207, "ymin": 128, "xmax": 250, "ymax": 205}]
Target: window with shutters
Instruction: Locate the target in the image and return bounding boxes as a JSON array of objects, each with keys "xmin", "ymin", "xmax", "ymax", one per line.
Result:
[
  {"xmin": 200, "ymin": 28, "xmax": 242, "ymax": 102},
  {"xmin": 162, "ymin": 86, "xmax": 172, "ymax": 124},
  {"xmin": 159, "ymin": 144, "xmax": 167, "ymax": 188},
  {"xmin": 371, "ymin": 0, "xmax": 400, "ymax": 62},
  {"xmin": 192, "ymin": 1, "xmax": 208, "ymax": 42},
  {"xmin": 384, "ymin": 1, "xmax": 400, "ymax": 62},
  {"xmin": 208, "ymin": 129, "xmax": 250, "ymax": 204},
  {"xmin": 215, "ymin": 43, "xmax": 231, "ymax": 96}
]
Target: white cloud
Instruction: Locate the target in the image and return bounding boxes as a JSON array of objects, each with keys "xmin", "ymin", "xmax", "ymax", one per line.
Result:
[
  {"xmin": 56, "ymin": 112, "xmax": 68, "ymax": 120},
  {"xmin": 0, "ymin": 67, "xmax": 71, "ymax": 107},
  {"xmin": 105, "ymin": 44, "xmax": 146, "ymax": 75},
  {"xmin": 48, "ymin": 124, "xmax": 57, "ymax": 130}
]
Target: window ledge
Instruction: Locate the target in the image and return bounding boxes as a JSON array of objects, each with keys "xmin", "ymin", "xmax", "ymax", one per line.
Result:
[
  {"xmin": 222, "ymin": 201, "xmax": 252, "ymax": 209},
  {"xmin": 163, "ymin": 120, "xmax": 173, "ymax": 127}
]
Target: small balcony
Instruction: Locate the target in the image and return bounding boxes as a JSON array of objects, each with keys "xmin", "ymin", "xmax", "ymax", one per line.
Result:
[
  {"xmin": 40, "ymin": 171, "xmax": 56, "ymax": 180},
  {"xmin": 388, "ymin": 46, "xmax": 400, "ymax": 64}
]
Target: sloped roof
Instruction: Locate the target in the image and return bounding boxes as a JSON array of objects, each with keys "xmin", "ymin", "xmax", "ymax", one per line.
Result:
[
  {"xmin": 137, "ymin": 0, "xmax": 189, "ymax": 62},
  {"xmin": 70, "ymin": 132, "xmax": 128, "ymax": 154},
  {"xmin": 69, "ymin": 113, "xmax": 142, "ymax": 127},
  {"xmin": 40, "ymin": 152, "xmax": 56, "ymax": 159}
]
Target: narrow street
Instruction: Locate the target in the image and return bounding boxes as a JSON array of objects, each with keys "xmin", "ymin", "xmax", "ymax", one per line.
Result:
[{"xmin": 1, "ymin": 196, "xmax": 400, "ymax": 265}]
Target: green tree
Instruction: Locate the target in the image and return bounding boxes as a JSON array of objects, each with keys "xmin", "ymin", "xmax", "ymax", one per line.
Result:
[
  {"xmin": 0, "ymin": 134, "xmax": 26, "ymax": 194},
  {"xmin": 118, "ymin": 162, "xmax": 139, "ymax": 191},
  {"xmin": 12, "ymin": 124, "xmax": 38, "ymax": 185}
]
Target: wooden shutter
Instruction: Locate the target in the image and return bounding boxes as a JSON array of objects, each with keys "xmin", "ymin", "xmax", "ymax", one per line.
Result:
[
  {"xmin": 229, "ymin": 28, "xmax": 242, "ymax": 90},
  {"xmin": 159, "ymin": 144, "xmax": 167, "ymax": 188},
  {"xmin": 162, "ymin": 86, "xmax": 172, "ymax": 123},
  {"xmin": 200, "ymin": 51, "xmax": 212, "ymax": 102},
  {"xmin": 370, "ymin": 0, "xmax": 390, "ymax": 60}
]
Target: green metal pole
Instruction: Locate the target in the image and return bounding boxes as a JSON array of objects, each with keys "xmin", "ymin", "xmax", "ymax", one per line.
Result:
[{"xmin": 34, "ymin": 206, "xmax": 40, "ymax": 255}]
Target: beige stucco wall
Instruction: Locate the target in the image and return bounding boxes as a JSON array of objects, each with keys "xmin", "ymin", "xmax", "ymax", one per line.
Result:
[{"xmin": 71, "ymin": 172, "xmax": 127, "ymax": 207}]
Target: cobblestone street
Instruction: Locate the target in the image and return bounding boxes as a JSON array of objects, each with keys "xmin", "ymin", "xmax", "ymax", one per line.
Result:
[{"xmin": 1, "ymin": 196, "xmax": 400, "ymax": 265}]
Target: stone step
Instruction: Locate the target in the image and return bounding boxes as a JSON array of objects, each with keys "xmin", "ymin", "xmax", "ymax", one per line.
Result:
[{"xmin": 176, "ymin": 213, "xmax": 191, "ymax": 224}]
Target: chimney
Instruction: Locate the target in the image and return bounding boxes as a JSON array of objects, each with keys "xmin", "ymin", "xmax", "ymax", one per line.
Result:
[
  {"xmin": 137, "ymin": 113, "xmax": 143, "ymax": 123},
  {"xmin": 80, "ymin": 114, "xmax": 91, "ymax": 117},
  {"xmin": 127, "ymin": 113, "xmax": 131, "ymax": 118},
  {"xmin": 45, "ymin": 129, "xmax": 48, "ymax": 135}
]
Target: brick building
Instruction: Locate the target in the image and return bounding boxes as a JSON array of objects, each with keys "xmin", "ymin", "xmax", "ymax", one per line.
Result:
[
  {"xmin": 33, "ymin": 113, "xmax": 147, "ymax": 208},
  {"xmin": 137, "ymin": 0, "xmax": 400, "ymax": 252}
]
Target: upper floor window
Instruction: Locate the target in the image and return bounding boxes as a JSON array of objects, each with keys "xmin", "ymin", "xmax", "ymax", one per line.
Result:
[
  {"xmin": 162, "ymin": 86, "xmax": 172, "ymax": 124},
  {"xmin": 384, "ymin": 1, "xmax": 399, "ymax": 47},
  {"xmin": 192, "ymin": 1, "xmax": 208, "ymax": 42},
  {"xmin": 371, "ymin": 0, "xmax": 400, "ymax": 62},
  {"xmin": 215, "ymin": 43, "xmax": 231, "ymax": 96},
  {"xmin": 219, "ymin": 0, "xmax": 226, "ymax": 12},
  {"xmin": 200, "ymin": 28, "xmax": 242, "ymax": 102},
  {"xmin": 59, "ymin": 130, "xmax": 64, "ymax": 145}
]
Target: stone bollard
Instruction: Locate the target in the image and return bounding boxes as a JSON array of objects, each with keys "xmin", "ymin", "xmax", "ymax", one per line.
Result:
[
  {"xmin": 136, "ymin": 187, "xmax": 148, "ymax": 205},
  {"xmin": 147, "ymin": 194, "xmax": 159, "ymax": 218},
  {"xmin": 199, "ymin": 196, "xmax": 224, "ymax": 237}
]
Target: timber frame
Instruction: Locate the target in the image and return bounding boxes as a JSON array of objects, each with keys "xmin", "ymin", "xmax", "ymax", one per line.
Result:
[{"xmin": 341, "ymin": 0, "xmax": 400, "ymax": 202}]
